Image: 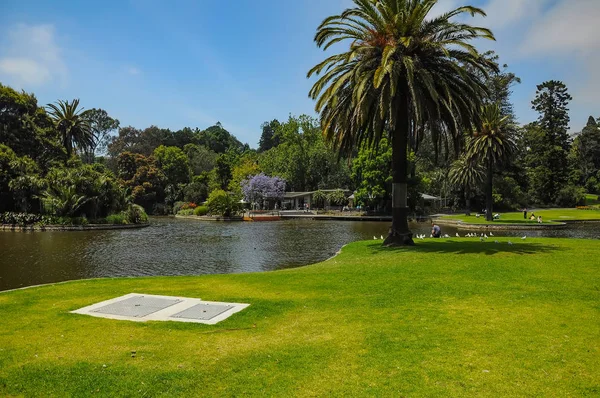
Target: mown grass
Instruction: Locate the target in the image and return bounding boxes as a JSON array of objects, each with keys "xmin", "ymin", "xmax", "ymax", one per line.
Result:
[
  {"xmin": 585, "ymin": 194, "xmax": 600, "ymax": 206},
  {"xmin": 1, "ymin": 238, "xmax": 599, "ymax": 397},
  {"xmin": 440, "ymin": 208, "xmax": 600, "ymax": 225}
]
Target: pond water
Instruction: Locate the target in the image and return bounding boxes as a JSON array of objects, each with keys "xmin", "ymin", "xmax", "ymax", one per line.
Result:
[{"xmin": 1, "ymin": 217, "xmax": 598, "ymax": 291}]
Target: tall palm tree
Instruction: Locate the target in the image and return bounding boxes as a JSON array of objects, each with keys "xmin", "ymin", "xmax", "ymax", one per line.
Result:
[
  {"xmin": 308, "ymin": 0, "xmax": 496, "ymax": 246},
  {"xmin": 449, "ymin": 155, "xmax": 485, "ymax": 216},
  {"xmin": 46, "ymin": 99, "xmax": 94, "ymax": 160},
  {"xmin": 467, "ymin": 103, "xmax": 516, "ymax": 221}
]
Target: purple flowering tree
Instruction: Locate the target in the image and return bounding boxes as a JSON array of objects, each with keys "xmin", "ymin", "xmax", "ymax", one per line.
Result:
[{"xmin": 241, "ymin": 173, "xmax": 286, "ymax": 209}]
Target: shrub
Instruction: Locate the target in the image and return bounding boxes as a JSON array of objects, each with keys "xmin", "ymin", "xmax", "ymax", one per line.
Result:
[
  {"xmin": 0, "ymin": 212, "xmax": 42, "ymax": 225},
  {"xmin": 151, "ymin": 203, "xmax": 171, "ymax": 216},
  {"xmin": 124, "ymin": 204, "xmax": 149, "ymax": 224},
  {"xmin": 172, "ymin": 201, "xmax": 186, "ymax": 215},
  {"xmin": 555, "ymin": 185, "xmax": 586, "ymax": 208},
  {"xmin": 105, "ymin": 214, "xmax": 127, "ymax": 224},
  {"xmin": 206, "ymin": 190, "xmax": 241, "ymax": 217},
  {"xmin": 70, "ymin": 217, "xmax": 89, "ymax": 225},
  {"xmin": 177, "ymin": 209, "xmax": 194, "ymax": 216},
  {"xmin": 194, "ymin": 206, "xmax": 209, "ymax": 216}
]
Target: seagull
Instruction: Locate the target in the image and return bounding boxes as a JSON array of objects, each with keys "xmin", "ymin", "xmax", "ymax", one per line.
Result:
[
  {"xmin": 484, "ymin": 234, "xmax": 488, "ymax": 239},
  {"xmin": 456, "ymin": 233, "xmax": 460, "ymax": 238},
  {"xmin": 443, "ymin": 234, "xmax": 450, "ymax": 238},
  {"xmin": 521, "ymin": 236, "xmax": 527, "ymax": 240},
  {"xmin": 381, "ymin": 235, "xmax": 384, "ymax": 240},
  {"xmin": 373, "ymin": 236, "xmax": 377, "ymax": 240},
  {"xmin": 489, "ymin": 232, "xmax": 494, "ymax": 237},
  {"xmin": 480, "ymin": 237, "xmax": 484, "ymax": 242},
  {"xmin": 481, "ymin": 233, "xmax": 484, "ymax": 237},
  {"xmin": 508, "ymin": 241, "xmax": 513, "ymax": 245},
  {"xmin": 494, "ymin": 240, "xmax": 499, "ymax": 244}
]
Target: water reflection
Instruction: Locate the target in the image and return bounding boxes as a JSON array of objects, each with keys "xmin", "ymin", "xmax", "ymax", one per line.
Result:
[{"xmin": 0, "ymin": 217, "xmax": 598, "ymax": 291}]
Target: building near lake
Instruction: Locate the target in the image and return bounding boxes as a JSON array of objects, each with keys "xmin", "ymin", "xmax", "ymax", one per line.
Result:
[{"xmin": 282, "ymin": 189, "xmax": 352, "ymax": 210}]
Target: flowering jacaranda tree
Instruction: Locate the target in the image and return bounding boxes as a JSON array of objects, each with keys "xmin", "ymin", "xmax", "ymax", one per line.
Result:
[{"xmin": 241, "ymin": 173, "xmax": 286, "ymax": 209}]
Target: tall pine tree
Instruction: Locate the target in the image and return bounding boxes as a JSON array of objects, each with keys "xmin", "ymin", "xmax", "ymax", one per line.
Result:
[{"xmin": 525, "ymin": 80, "xmax": 573, "ymax": 204}]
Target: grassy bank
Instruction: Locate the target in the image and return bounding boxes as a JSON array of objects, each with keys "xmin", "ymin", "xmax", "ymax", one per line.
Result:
[
  {"xmin": 1, "ymin": 238, "xmax": 599, "ymax": 396},
  {"xmin": 439, "ymin": 208, "xmax": 600, "ymax": 225}
]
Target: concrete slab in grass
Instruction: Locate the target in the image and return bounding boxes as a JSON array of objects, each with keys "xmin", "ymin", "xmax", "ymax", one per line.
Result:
[{"xmin": 72, "ymin": 293, "xmax": 249, "ymax": 325}]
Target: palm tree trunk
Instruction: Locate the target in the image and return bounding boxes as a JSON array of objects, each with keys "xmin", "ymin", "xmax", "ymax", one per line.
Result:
[
  {"xmin": 465, "ymin": 187, "xmax": 471, "ymax": 216},
  {"xmin": 485, "ymin": 158, "xmax": 493, "ymax": 222},
  {"xmin": 384, "ymin": 99, "xmax": 414, "ymax": 247}
]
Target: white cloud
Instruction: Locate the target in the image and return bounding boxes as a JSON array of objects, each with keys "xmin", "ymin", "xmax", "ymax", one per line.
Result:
[
  {"xmin": 520, "ymin": 0, "xmax": 600, "ymax": 56},
  {"xmin": 0, "ymin": 24, "xmax": 67, "ymax": 87},
  {"xmin": 481, "ymin": 0, "xmax": 547, "ymax": 29},
  {"xmin": 126, "ymin": 66, "xmax": 141, "ymax": 75},
  {"xmin": 518, "ymin": 0, "xmax": 600, "ymax": 111}
]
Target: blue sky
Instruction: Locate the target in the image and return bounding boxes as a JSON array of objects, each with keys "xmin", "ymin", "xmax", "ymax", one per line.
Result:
[{"xmin": 1, "ymin": 0, "xmax": 599, "ymax": 147}]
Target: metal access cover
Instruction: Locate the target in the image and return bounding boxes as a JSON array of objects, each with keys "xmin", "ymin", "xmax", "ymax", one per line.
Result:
[
  {"xmin": 170, "ymin": 303, "xmax": 234, "ymax": 320},
  {"xmin": 92, "ymin": 295, "xmax": 182, "ymax": 318}
]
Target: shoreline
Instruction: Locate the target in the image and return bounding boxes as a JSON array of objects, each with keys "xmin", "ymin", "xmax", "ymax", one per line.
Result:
[{"xmin": 0, "ymin": 223, "xmax": 150, "ymax": 232}]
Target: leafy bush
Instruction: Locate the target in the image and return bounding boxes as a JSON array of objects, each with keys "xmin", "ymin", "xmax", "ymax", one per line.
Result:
[
  {"xmin": 194, "ymin": 205, "xmax": 209, "ymax": 216},
  {"xmin": 181, "ymin": 202, "xmax": 197, "ymax": 210},
  {"xmin": 105, "ymin": 214, "xmax": 127, "ymax": 225},
  {"xmin": 555, "ymin": 185, "xmax": 586, "ymax": 208},
  {"xmin": 206, "ymin": 190, "xmax": 241, "ymax": 217},
  {"xmin": 172, "ymin": 201, "xmax": 186, "ymax": 215},
  {"xmin": 151, "ymin": 203, "xmax": 171, "ymax": 216},
  {"xmin": 177, "ymin": 209, "xmax": 194, "ymax": 216},
  {"xmin": 0, "ymin": 212, "xmax": 43, "ymax": 225},
  {"xmin": 70, "ymin": 217, "xmax": 89, "ymax": 225},
  {"xmin": 123, "ymin": 204, "xmax": 149, "ymax": 224}
]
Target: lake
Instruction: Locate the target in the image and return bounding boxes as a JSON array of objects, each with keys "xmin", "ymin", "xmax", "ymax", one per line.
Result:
[{"xmin": 1, "ymin": 217, "xmax": 598, "ymax": 291}]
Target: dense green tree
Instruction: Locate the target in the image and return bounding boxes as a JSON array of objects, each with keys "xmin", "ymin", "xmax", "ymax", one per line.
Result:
[
  {"xmin": 258, "ymin": 120, "xmax": 281, "ymax": 152},
  {"xmin": 259, "ymin": 115, "xmax": 350, "ymax": 192},
  {"xmin": 571, "ymin": 116, "xmax": 600, "ymax": 191},
  {"xmin": 46, "ymin": 99, "xmax": 94, "ymax": 160},
  {"xmin": 308, "ymin": 0, "xmax": 495, "ymax": 245},
  {"xmin": 1, "ymin": 84, "xmax": 61, "ymax": 166},
  {"xmin": 525, "ymin": 81, "xmax": 573, "ymax": 204},
  {"xmin": 228, "ymin": 154, "xmax": 261, "ymax": 196},
  {"xmin": 184, "ymin": 143, "xmax": 218, "ymax": 176},
  {"xmin": 351, "ymin": 139, "xmax": 392, "ymax": 210},
  {"xmin": 198, "ymin": 123, "xmax": 245, "ymax": 154},
  {"xmin": 153, "ymin": 145, "xmax": 191, "ymax": 186},
  {"xmin": 532, "ymin": 81, "xmax": 573, "ymax": 151},
  {"xmin": 117, "ymin": 152, "xmax": 167, "ymax": 211},
  {"xmin": 467, "ymin": 104, "xmax": 516, "ymax": 221}
]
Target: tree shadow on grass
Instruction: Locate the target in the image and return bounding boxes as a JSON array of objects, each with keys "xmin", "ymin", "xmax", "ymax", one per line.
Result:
[{"xmin": 367, "ymin": 240, "xmax": 562, "ymax": 256}]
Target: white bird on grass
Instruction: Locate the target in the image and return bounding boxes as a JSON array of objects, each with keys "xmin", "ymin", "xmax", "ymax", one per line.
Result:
[
  {"xmin": 489, "ymin": 232, "xmax": 494, "ymax": 237},
  {"xmin": 373, "ymin": 236, "xmax": 377, "ymax": 240},
  {"xmin": 443, "ymin": 234, "xmax": 450, "ymax": 238},
  {"xmin": 480, "ymin": 237, "xmax": 484, "ymax": 242},
  {"xmin": 484, "ymin": 234, "xmax": 488, "ymax": 239},
  {"xmin": 508, "ymin": 241, "xmax": 513, "ymax": 245},
  {"xmin": 521, "ymin": 236, "xmax": 527, "ymax": 240},
  {"xmin": 495, "ymin": 240, "xmax": 499, "ymax": 244},
  {"xmin": 430, "ymin": 234, "xmax": 433, "ymax": 238},
  {"xmin": 381, "ymin": 235, "xmax": 384, "ymax": 240},
  {"xmin": 456, "ymin": 233, "xmax": 460, "ymax": 238}
]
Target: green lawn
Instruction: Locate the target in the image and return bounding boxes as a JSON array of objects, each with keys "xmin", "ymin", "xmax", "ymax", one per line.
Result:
[
  {"xmin": 1, "ymin": 238, "xmax": 599, "ymax": 396},
  {"xmin": 439, "ymin": 208, "xmax": 600, "ymax": 225},
  {"xmin": 585, "ymin": 193, "xmax": 600, "ymax": 206}
]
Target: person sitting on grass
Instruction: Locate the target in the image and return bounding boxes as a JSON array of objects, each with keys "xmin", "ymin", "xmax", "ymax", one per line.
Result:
[
  {"xmin": 530, "ymin": 213, "xmax": 536, "ymax": 221},
  {"xmin": 537, "ymin": 216, "xmax": 543, "ymax": 224},
  {"xmin": 431, "ymin": 223, "xmax": 442, "ymax": 238},
  {"xmin": 494, "ymin": 213, "xmax": 500, "ymax": 220}
]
